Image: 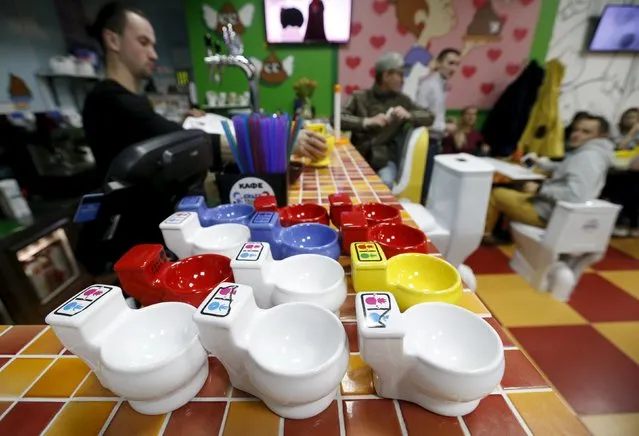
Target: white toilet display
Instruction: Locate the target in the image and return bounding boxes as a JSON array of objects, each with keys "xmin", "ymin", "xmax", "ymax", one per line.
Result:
[
  {"xmin": 401, "ymin": 153, "xmax": 494, "ymax": 290},
  {"xmin": 230, "ymin": 242, "xmax": 347, "ymax": 313},
  {"xmin": 193, "ymin": 283, "xmax": 349, "ymax": 419},
  {"xmin": 160, "ymin": 211, "xmax": 250, "ymax": 259},
  {"xmin": 355, "ymin": 292, "xmax": 504, "ymax": 417},
  {"xmin": 45, "ymin": 285, "xmax": 209, "ymax": 415}
]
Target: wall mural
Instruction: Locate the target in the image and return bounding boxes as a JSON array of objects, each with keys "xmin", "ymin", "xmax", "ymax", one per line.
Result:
[
  {"xmin": 545, "ymin": 0, "xmax": 639, "ymax": 128},
  {"xmin": 202, "ymin": 2, "xmax": 255, "ymax": 34},
  {"xmin": 251, "ymin": 51, "xmax": 295, "ymax": 85},
  {"xmin": 338, "ymin": 0, "xmax": 541, "ymax": 108}
]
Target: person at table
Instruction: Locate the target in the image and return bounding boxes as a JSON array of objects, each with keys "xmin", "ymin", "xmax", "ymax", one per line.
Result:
[
  {"xmin": 614, "ymin": 107, "xmax": 639, "ymax": 150},
  {"xmin": 341, "ymin": 51, "xmax": 434, "ymax": 188},
  {"xmin": 483, "ymin": 114, "xmax": 614, "ymax": 244},
  {"xmin": 442, "ymin": 106, "xmax": 490, "ymax": 156},
  {"xmin": 83, "ymin": 2, "xmax": 327, "ymax": 180}
]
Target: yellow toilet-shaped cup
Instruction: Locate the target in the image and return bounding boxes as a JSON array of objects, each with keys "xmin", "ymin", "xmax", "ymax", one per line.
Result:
[{"xmin": 350, "ymin": 242, "xmax": 463, "ymax": 311}]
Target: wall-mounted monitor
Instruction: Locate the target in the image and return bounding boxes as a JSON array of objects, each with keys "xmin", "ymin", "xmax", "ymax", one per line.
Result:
[
  {"xmin": 264, "ymin": 0, "xmax": 353, "ymax": 44},
  {"xmin": 588, "ymin": 5, "xmax": 639, "ymax": 53}
]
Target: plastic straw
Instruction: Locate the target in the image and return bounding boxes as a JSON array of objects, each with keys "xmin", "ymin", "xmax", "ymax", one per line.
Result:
[{"xmin": 222, "ymin": 120, "xmax": 244, "ymax": 172}]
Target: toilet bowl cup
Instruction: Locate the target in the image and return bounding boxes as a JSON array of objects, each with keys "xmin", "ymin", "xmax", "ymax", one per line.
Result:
[
  {"xmin": 355, "ymin": 292, "xmax": 504, "ymax": 417},
  {"xmin": 194, "ymin": 283, "xmax": 349, "ymax": 419},
  {"xmin": 177, "ymin": 196, "xmax": 254, "ymax": 227},
  {"xmin": 46, "ymin": 284, "xmax": 209, "ymax": 415}
]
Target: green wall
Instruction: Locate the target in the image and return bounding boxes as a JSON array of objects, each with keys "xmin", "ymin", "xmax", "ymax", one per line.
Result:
[{"xmin": 186, "ymin": 0, "xmax": 335, "ymax": 116}]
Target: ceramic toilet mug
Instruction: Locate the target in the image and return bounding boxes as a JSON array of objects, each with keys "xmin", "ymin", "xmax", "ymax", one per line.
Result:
[
  {"xmin": 177, "ymin": 195, "xmax": 254, "ymax": 227},
  {"xmin": 328, "ymin": 193, "xmax": 401, "ymax": 227},
  {"xmin": 114, "ymin": 244, "xmax": 234, "ymax": 307},
  {"xmin": 254, "ymin": 195, "xmax": 330, "ymax": 227}
]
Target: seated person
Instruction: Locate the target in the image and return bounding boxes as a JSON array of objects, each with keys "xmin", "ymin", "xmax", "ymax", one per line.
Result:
[
  {"xmin": 83, "ymin": 2, "xmax": 326, "ymax": 181},
  {"xmin": 614, "ymin": 107, "xmax": 639, "ymax": 150},
  {"xmin": 341, "ymin": 51, "xmax": 434, "ymax": 188},
  {"xmin": 442, "ymin": 106, "xmax": 490, "ymax": 156},
  {"xmin": 563, "ymin": 111, "xmax": 589, "ymax": 147},
  {"xmin": 483, "ymin": 114, "xmax": 614, "ymax": 243}
]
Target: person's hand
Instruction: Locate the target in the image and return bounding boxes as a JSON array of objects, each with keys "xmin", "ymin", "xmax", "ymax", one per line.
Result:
[
  {"xmin": 186, "ymin": 109, "xmax": 207, "ymax": 118},
  {"xmin": 480, "ymin": 144, "xmax": 490, "ymax": 154},
  {"xmin": 294, "ymin": 129, "xmax": 327, "ymax": 160},
  {"xmin": 445, "ymin": 121, "xmax": 457, "ymax": 135},
  {"xmin": 522, "ymin": 181, "xmax": 540, "ymax": 193},
  {"xmin": 363, "ymin": 113, "xmax": 389, "ymax": 128},
  {"xmin": 391, "ymin": 106, "xmax": 412, "ymax": 120},
  {"xmin": 630, "ymin": 123, "xmax": 639, "ymax": 135}
]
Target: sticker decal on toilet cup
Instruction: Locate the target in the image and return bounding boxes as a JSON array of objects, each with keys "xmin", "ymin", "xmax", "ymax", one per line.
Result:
[
  {"xmin": 235, "ymin": 243, "xmax": 264, "ymax": 261},
  {"xmin": 251, "ymin": 212, "xmax": 276, "ymax": 225},
  {"xmin": 163, "ymin": 212, "xmax": 192, "ymax": 225},
  {"xmin": 354, "ymin": 243, "xmax": 383, "ymax": 262},
  {"xmin": 360, "ymin": 292, "xmax": 391, "ymax": 328},
  {"xmin": 54, "ymin": 285, "xmax": 113, "ymax": 317},
  {"xmin": 201, "ymin": 285, "xmax": 239, "ymax": 317}
]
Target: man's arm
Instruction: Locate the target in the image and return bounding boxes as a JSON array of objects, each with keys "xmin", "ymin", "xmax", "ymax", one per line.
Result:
[
  {"xmin": 403, "ymin": 98, "xmax": 435, "ymax": 127},
  {"xmin": 341, "ymin": 93, "xmax": 366, "ymax": 131},
  {"xmin": 537, "ymin": 152, "xmax": 606, "ymax": 203}
]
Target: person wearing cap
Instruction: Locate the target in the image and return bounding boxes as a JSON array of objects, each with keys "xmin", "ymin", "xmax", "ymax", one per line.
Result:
[{"xmin": 341, "ymin": 52, "xmax": 434, "ymax": 188}]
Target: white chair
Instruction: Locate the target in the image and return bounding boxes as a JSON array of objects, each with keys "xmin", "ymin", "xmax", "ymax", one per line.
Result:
[
  {"xmin": 510, "ymin": 200, "xmax": 621, "ymax": 302},
  {"xmin": 398, "ymin": 153, "xmax": 495, "ymax": 291}
]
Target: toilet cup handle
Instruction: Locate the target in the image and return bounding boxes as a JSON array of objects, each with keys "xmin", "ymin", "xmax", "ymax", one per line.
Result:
[{"xmin": 355, "ymin": 292, "xmax": 404, "ymax": 339}]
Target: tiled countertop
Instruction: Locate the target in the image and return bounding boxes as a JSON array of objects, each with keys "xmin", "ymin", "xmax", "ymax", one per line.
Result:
[{"xmin": 0, "ymin": 144, "xmax": 589, "ymax": 435}]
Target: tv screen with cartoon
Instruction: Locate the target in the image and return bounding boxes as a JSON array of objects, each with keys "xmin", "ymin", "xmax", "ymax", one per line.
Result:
[
  {"xmin": 588, "ymin": 5, "xmax": 639, "ymax": 52},
  {"xmin": 264, "ymin": 0, "xmax": 352, "ymax": 44}
]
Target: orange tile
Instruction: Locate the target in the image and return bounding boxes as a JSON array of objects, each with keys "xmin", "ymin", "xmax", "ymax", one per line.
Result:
[
  {"xmin": 0, "ymin": 401, "xmax": 63, "ymax": 435},
  {"xmin": 399, "ymin": 400, "xmax": 464, "ymax": 436},
  {"xmin": 0, "ymin": 358, "xmax": 53, "ymax": 396},
  {"xmin": 594, "ymin": 321, "xmax": 639, "ymax": 364},
  {"xmin": 0, "ymin": 401, "xmax": 13, "ymax": 416},
  {"xmin": 502, "ymin": 350, "xmax": 549, "ymax": 389},
  {"xmin": 343, "ymin": 399, "xmax": 402, "ymax": 436},
  {"xmin": 284, "ymin": 401, "xmax": 340, "ymax": 436},
  {"xmin": 340, "ymin": 294, "xmax": 356, "ymax": 321},
  {"xmin": 74, "ymin": 372, "xmax": 117, "ymax": 397},
  {"xmin": 222, "ymin": 401, "xmax": 279, "ymax": 436},
  {"xmin": 164, "ymin": 402, "xmax": 226, "ymax": 436},
  {"xmin": 21, "ymin": 328, "xmax": 64, "ymax": 355},
  {"xmin": 484, "ymin": 317, "xmax": 515, "ymax": 347},
  {"xmin": 0, "ymin": 325, "xmax": 45, "ymax": 354},
  {"xmin": 463, "ymin": 394, "xmax": 525, "ymax": 435},
  {"xmin": 509, "ymin": 391, "xmax": 590, "ymax": 435},
  {"xmin": 0, "ymin": 326, "xmax": 8, "ymax": 336},
  {"xmin": 457, "ymin": 292, "xmax": 490, "ymax": 315},
  {"xmin": 196, "ymin": 357, "xmax": 231, "ymax": 397},
  {"xmin": 44, "ymin": 401, "xmax": 116, "ymax": 436},
  {"xmin": 104, "ymin": 402, "xmax": 166, "ymax": 436},
  {"xmin": 341, "ymin": 354, "xmax": 375, "ymax": 395},
  {"xmin": 26, "ymin": 358, "xmax": 90, "ymax": 397}
]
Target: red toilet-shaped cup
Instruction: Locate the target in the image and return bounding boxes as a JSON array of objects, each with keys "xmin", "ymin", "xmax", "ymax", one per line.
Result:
[
  {"xmin": 279, "ymin": 203, "xmax": 330, "ymax": 227},
  {"xmin": 328, "ymin": 193, "xmax": 353, "ymax": 227},
  {"xmin": 114, "ymin": 244, "xmax": 234, "ymax": 307},
  {"xmin": 340, "ymin": 211, "xmax": 369, "ymax": 254},
  {"xmin": 161, "ymin": 254, "xmax": 234, "ymax": 307},
  {"xmin": 368, "ymin": 223, "xmax": 429, "ymax": 258},
  {"xmin": 356, "ymin": 203, "xmax": 402, "ymax": 227},
  {"xmin": 254, "ymin": 195, "xmax": 279, "ymax": 212}
]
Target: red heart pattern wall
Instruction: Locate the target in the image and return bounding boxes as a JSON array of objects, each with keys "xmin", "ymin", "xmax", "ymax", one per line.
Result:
[{"xmin": 338, "ymin": 0, "xmax": 541, "ymax": 109}]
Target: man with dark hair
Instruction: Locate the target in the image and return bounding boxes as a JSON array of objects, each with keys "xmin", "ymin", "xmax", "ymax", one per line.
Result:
[
  {"xmin": 341, "ymin": 51, "xmax": 434, "ymax": 188},
  {"xmin": 483, "ymin": 114, "xmax": 615, "ymax": 243},
  {"xmin": 83, "ymin": 2, "xmax": 326, "ymax": 180}
]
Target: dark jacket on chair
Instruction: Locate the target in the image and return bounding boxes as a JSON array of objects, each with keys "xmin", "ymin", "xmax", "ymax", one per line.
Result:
[{"xmin": 481, "ymin": 61, "xmax": 545, "ymax": 157}]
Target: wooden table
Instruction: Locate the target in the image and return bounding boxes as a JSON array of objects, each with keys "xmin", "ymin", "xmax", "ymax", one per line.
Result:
[{"xmin": 0, "ymin": 144, "xmax": 588, "ymax": 435}]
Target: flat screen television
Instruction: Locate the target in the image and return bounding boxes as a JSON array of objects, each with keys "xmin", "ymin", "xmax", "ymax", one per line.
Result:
[
  {"xmin": 264, "ymin": 0, "xmax": 353, "ymax": 44},
  {"xmin": 588, "ymin": 4, "xmax": 639, "ymax": 53}
]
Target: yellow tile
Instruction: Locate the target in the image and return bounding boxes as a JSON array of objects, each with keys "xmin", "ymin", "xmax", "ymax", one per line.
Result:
[
  {"xmin": 73, "ymin": 372, "xmax": 117, "ymax": 397},
  {"xmin": 0, "ymin": 358, "xmax": 53, "ymax": 396},
  {"xmin": 21, "ymin": 328, "xmax": 64, "ymax": 355},
  {"xmin": 598, "ymin": 271, "xmax": 639, "ymax": 300},
  {"xmin": 610, "ymin": 238, "xmax": 639, "ymax": 260},
  {"xmin": 340, "ymin": 354, "xmax": 374, "ymax": 395},
  {"xmin": 0, "ymin": 326, "xmax": 8, "ymax": 336},
  {"xmin": 508, "ymin": 391, "xmax": 589, "ymax": 435},
  {"xmin": 476, "ymin": 274, "xmax": 587, "ymax": 327},
  {"xmin": 498, "ymin": 244, "xmax": 515, "ymax": 258},
  {"xmin": 593, "ymin": 322, "xmax": 639, "ymax": 364},
  {"xmin": 222, "ymin": 401, "xmax": 279, "ymax": 436},
  {"xmin": 45, "ymin": 401, "xmax": 116, "ymax": 436},
  {"xmin": 104, "ymin": 402, "xmax": 166, "ymax": 436},
  {"xmin": 581, "ymin": 413, "xmax": 639, "ymax": 436},
  {"xmin": 26, "ymin": 358, "xmax": 90, "ymax": 397},
  {"xmin": 457, "ymin": 292, "xmax": 490, "ymax": 315}
]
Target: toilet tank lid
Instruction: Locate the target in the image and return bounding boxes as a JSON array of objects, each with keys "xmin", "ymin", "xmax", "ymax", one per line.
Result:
[{"xmin": 434, "ymin": 153, "xmax": 495, "ymax": 175}]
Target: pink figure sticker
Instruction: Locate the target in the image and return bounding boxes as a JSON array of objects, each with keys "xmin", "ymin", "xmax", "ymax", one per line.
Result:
[{"xmin": 365, "ymin": 296, "xmax": 377, "ymax": 305}]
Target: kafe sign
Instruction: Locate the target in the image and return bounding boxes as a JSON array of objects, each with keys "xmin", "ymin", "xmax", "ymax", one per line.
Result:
[{"xmin": 229, "ymin": 177, "xmax": 275, "ymax": 206}]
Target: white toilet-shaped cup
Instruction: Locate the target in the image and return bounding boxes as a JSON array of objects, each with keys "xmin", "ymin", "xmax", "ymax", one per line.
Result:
[
  {"xmin": 355, "ymin": 292, "xmax": 504, "ymax": 417},
  {"xmin": 45, "ymin": 285, "xmax": 208, "ymax": 415},
  {"xmin": 194, "ymin": 283, "xmax": 349, "ymax": 419},
  {"xmin": 160, "ymin": 211, "xmax": 250, "ymax": 259},
  {"xmin": 230, "ymin": 242, "xmax": 346, "ymax": 313}
]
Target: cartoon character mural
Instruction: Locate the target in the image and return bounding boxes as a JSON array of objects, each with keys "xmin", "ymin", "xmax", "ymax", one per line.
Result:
[
  {"xmin": 202, "ymin": 2, "xmax": 255, "ymax": 34},
  {"xmin": 250, "ymin": 51, "xmax": 295, "ymax": 86},
  {"xmin": 8, "ymin": 74, "xmax": 32, "ymax": 110},
  {"xmin": 304, "ymin": 0, "xmax": 327, "ymax": 42}
]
